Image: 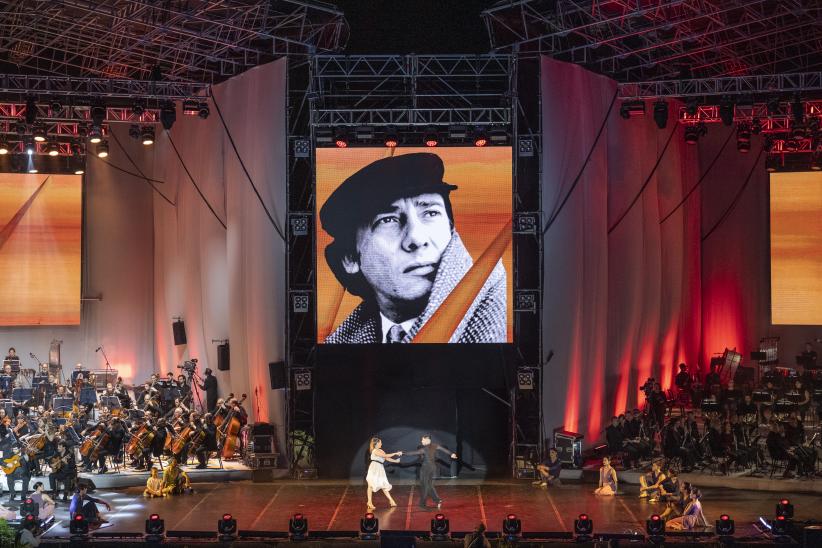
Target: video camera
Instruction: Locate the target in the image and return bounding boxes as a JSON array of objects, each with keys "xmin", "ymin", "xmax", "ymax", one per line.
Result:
[
  {"xmin": 177, "ymin": 358, "xmax": 198, "ymax": 374},
  {"xmin": 640, "ymin": 377, "xmax": 656, "ymax": 398}
]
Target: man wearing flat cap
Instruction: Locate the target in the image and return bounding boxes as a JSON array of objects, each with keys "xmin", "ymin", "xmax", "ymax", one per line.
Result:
[{"xmin": 320, "ymin": 152, "xmax": 507, "ymax": 344}]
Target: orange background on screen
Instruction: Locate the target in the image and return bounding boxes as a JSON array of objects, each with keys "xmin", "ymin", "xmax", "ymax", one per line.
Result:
[
  {"xmin": 316, "ymin": 147, "xmax": 513, "ymax": 342},
  {"xmin": 770, "ymin": 171, "xmax": 822, "ymax": 325},
  {"xmin": 0, "ymin": 173, "xmax": 82, "ymax": 326}
]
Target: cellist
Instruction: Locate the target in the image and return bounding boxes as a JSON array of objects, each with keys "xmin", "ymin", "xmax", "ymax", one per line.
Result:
[{"xmin": 196, "ymin": 413, "xmax": 218, "ymax": 469}]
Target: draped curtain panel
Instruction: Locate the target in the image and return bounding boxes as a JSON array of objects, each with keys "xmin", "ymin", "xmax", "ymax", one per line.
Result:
[{"xmin": 541, "ymin": 57, "xmax": 701, "ymax": 446}]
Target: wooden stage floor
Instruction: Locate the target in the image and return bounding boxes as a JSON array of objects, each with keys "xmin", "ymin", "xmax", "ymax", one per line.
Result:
[{"xmin": 40, "ymin": 479, "xmax": 822, "ymax": 539}]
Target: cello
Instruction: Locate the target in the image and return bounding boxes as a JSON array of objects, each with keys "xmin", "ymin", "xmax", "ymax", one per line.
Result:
[
  {"xmin": 213, "ymin": 393, "xmax": 234, "ymax": 430},
  {"xmin": 219, "ymin": 394, "xmax": 247, "ymax": 459}
]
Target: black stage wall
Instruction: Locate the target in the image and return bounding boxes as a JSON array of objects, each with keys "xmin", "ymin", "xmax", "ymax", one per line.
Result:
[{"xmin": 316, "ymin": 344, "xmax": 516, "ymax": 479}]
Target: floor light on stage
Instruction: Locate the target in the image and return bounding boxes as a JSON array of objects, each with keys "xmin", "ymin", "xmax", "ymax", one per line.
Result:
[
  {"xmin": 69, "ymin": 514, "xmax": 89, "ymax": 540},
  {"xmin": 430, "ymin": 513, "xmax": 450, "ymax": 540},
  {"xmin": 20, "ymin": 498, "xmax": 38, "ymax": 518},
  {"xmin": 360, "ymin": 512, "xmax": 379, "ymax": 540},
  {"xmin": 145, "ymin": 513, "xmax": 165, "ymax": 542},
  {"xmin": 776, "ymin": 498, "xmax": 794, "ymax": 519},
  {"xmin": 218, "ymin": 513, "xmax": 238, "ymax": 541},
  {"xmin": 502, "ymin": 513, "xmax": 522, "ymax": 541},
  {"xmin": 771, "ymin": 515, "xmax": 791, "ymax": 539},
  {"xmin": 289, "ymin": 513, "xmax": 309, "ymax": 540},
  {"xmin": 646, "ymin": 514, "xmax": 665, "ymax": 544},
  {"xmin": 716, "ymin": 514, "xmax": 734, "ymax": 541},
  {"xmin": 574, "ymin": 513, "xmax": 593, "ymax": 542}
]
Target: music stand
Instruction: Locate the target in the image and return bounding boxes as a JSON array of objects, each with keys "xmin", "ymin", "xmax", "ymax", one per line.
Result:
[
  {"xmin": 79, "ymin": 386, "xmax": 97, "ymax": 405},
  {"xmin": 70, "ymin": 369, "xmax": 88, "ymax": 384},
  {"xmin": 2, "ymin": 359, "xmax": 20, "ymax": 375},
  {"xmin": 0, "ymin": 376, "xmax": 12, "ymax": 393},
  {"xmin": 52, "ymin": 396, "xmax": 75, "ymax": 415},
  {"xmin": 99, "ymin": 395, "xmax": 121, "ymax": 414},
  {"xmin": 11, "ymin": 388, "xmax": 32, "ymax": 404},
  {"xmin": 0, "ymin": 399, "xmax": 12, "ymax": 418}
]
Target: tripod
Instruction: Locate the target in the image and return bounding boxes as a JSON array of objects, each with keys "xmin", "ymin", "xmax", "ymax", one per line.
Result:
[{"xmin": 182, "ymin": 366, "xmax": 205, "ymax": 414}]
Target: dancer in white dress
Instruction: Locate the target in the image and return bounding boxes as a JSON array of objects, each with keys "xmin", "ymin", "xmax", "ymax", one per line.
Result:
[{"xmin": 366, "ymin": 437, "xmax": 402, "ymax": 510}]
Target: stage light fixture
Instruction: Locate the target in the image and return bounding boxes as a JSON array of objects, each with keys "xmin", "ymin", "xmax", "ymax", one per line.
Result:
[
  {"xmin": 289, "ymin": 513, "xmax": 308, "ymax": 540},
  {"xmin": 131, "ymin": 100, "xmax": 146, "ymax": 117},
  {"xmin": 383, "ymin": 128, "xmax": 399, "ymax": 148},
  {"xmin": 751, "ymin": 117, "xmax": 763, "ymax": 134},
  {"xmin": 160, "ymin": 101, "xmax": 177, "ymax": 130},
  {"xmin": 785, "ymin": 139, "xmax": 799, "ymax": 152},
  {"xmin": 473, "ymin": 128, "xmax": 488, "ymax": 147},
  {"xmin": 360, "ymin": 512, "xmax": 379, "ymax": 540},
  {"xmin": 767, "ymin": 96, "xmax": 781, "ymax": 115},
  {"xmin": 424, "ymin": 127, "xmax": 439, "ymax": 148},
  {"xmin": 70, "ymin": 513, "xmax": 89, "ymax": 539},
  {"xmin": 91, "ymin": 104, "xmax": 106, "ymax": 127},
  {"xmin": 49, "ymin": 100, "xmax": 62, "ymax": 114},
  {"xmin": 719, "ymin": 97, "xmax": 734, "ymax": 126},
  {"xmin": 790, "ymin": 124, "xmax": 806, "ymax": 140},
  {"xmin": 771, "ymin": 515, "xmax": 790, "ymax": 538},
  {"xmin": 129, "ymin": 124, "xmax": 141, "ymax": 140},
  {"xmin": 685, "ymin": 97, "xmax": 699, "ymax": 116},
  {"xmin": 218, "ymin": 513, "xmax": 238, "ymax": 541},
  {"xmin": 574, "ymin": 513, "xmax": 593, "ymax": 541},
  {"xmin": 0, "ymin": 139, "xmax": 9, "ymax": 155},
  {"xmin": 765, "ymin": 154, "xmax": 779, "ymax": 173},
  {"xmin": 145, "ymin": 512, "xmax": 165, "ymax": 541},
  {"xmin": 182, "ymin": 99, "xmax": 199, "ymax": 116},
  {"xmin": 736, "ymin": 123, "xmax": 751, "ymax": 153},
  {"xmin": 25, "ymin": 97, "xmax": 37, "ymax": 125},
  {"xmin": 776, "ymin": 499, "xmax": 794, "ymax": 520},
  {"xmin": 32, "ymin": 126, "xmax": 46, "ymax": 143},
  {"xmin": 355, "ymin": 126, "xmax": 374, "ymax": 142},
  {"xmin": 21, "ymin": 498, "xmax": 38, "ymax": 518},
  {"xmin": 24, "ymin": 138, "xmax": 36, "ymax": 155},
  {"xmin": 653, "ymin": 100, "xmax": 668, "ymax": 129},
  {"xmin": 684, "ymin": 122, "xmax": 706, "ymax": 145},
  {"xmin": 619, "ymin": 100, "xmax": 645, "ymax": 119},
  {"xmin": 646, "ymin": 514, "xmax": 665, "ymax": 543},
  {"xmin": 430, "ymin": 513, "xmax": 450, "ymax": 540},
  {"xmin": 791, "ymin": 98, "xmax": 804, "ymax": 124},
  {"xmin": 47, "ymin": 140, "xmax": 59, "ymax": 157},
  {"xmin": 141, "ymin": 126, "xmax": 155, "ymax": 146},
  {"xmin": 502, "ymin": 513, "xmax": 521, "ymax": 540},
  {"xmin": 198, "ymin": 101, "xmax": 210, "ymax": 119},
  {"xmin": 716, "ymin": 514, "xmax": 735, "ymax": 537},
  {"xmin": 88, "ymin": 126, "xmax": 103, "ymax": 144},
  {"xmin": 490, "ymin": 127, "xmax": 509, "ymax": 143},
  {"xmin": 97, "ymin": 141, "xmax": 109, "ymax": 158},
  {"xmin": 333, "ymin": 128, "xmax": 350, "ymax": 148}
]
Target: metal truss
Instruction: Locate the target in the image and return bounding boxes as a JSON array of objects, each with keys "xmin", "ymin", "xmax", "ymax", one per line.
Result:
[
  {"xmin": 0, "ymin": 0, "xmax": 348, "ymax": 84},
  {"xmin": 310, "ymin": 54, "xmax": 514, "ymax": 128},
  {"xmin": 482, "ymin": 1, "xmax": 822, "ymax": 82},
  {"xmin": 0, "ymin": 74, "xmax": 209, "ymax": 101},
  {"xmin": 618, "ymin": 72, "xmax": 822, "ymax": 99}
]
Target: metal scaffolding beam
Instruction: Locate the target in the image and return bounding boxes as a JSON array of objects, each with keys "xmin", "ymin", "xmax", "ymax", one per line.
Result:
[
  {"xmin": 0, "ymin": 74, "xmax": 209, "ymax": 101},
  {"xmin": 618, "ymin": 72, "xmax": 822, "ymax": 99}
]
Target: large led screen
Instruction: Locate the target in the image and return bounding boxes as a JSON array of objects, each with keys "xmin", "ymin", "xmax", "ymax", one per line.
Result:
[
  {"xmin": 316, "ymin": 147, "xmax": 513, "ymax": 344},
  {"xmin": 0, "ymin": 173, "xmax": 82, "ymax": 326},
  {"xmin": 770, "ymin": 171, "xmax": 822, "ymax": 325}
]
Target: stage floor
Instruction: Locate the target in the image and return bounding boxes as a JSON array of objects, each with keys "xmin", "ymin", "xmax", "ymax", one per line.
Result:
[{"xmin": 38, "ymin": 479, "xmax": 822, "ymax": 539}]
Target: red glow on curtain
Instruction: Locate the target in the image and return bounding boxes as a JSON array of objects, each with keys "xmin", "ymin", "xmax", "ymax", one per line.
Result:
[
  {"xmin": 701, "ymin": 274, "xmax": 746, "ymax": 373},
  {"xmin": 659, "ymin": 328, "xmax": 678, "ymax": 391},
  {"xmin": 563, "ymin": 324, "xmax": 583, "ymax": 433}
]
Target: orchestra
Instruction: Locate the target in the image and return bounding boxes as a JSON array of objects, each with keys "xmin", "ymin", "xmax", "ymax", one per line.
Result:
[{"xmin": 0, "ymin": 349, "xmax": 237, "ymax": 511}]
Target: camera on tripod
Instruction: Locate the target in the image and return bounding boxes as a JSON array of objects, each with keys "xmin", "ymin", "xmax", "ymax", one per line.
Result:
[
  {"xmin": 177, "ymin": 358, "xmax": 198, "ymax": 374},
  {"xmin": 640, "ymin": 377, "xmax": 656, "ymax": 398}
]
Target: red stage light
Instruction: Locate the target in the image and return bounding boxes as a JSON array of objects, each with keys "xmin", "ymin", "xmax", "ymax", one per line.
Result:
[
  {"xmin": 474, "ymin": 136, "xmax": 487, "ymax": 147},
  {"xmin": 150, "ymin": 513, "xmax": 160, "ymax": 520},
  {"xmin": 365, "ymin": 513, "xmax": 374, "ymax": 519},
  {"xmin": 651, "ymin": 515, "xmax": 660, "ymax": 521},
  {"xmin": 384, "ymin": 137, "xmax": 398, "ymax": 148},
  {"xmin": 334, "ymin": 138, "xmax": 348, "ymax": 148},
  {"xmin": 507, "ymin": 514, "xmax": 517, "ymax": 520},
  {"xmin": 294, "ymin": 513, "xmax": 303, "ymax": 520},
  {"xmin": 781, "ymin": 499, "xmax": 789, "ymax": 505},
  {"xmin": 435, "ymin": 514, "xmax": 445, "ymax": 520},
  {"xmin": 720, "ymin": 514, "xmax": 729, "ymax": 521},
  {"xmin": 579, "ymin": 514, "xmax": 588, "ymax": 520},
  {"xmin": 777, "ymin": 515, "xmax": 786, "ymax": 521},
  {"xmin": 425, "ymin": 137, "xmax": 438, "ymax": 147},
  {"xmin": 75, "ymin": 515, "xmax": 84, "ymax": 521}
]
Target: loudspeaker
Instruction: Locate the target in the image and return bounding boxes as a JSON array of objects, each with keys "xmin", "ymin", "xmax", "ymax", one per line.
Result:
[
  {"xmin": 217, "ymin": 343, "xmax": 230, "ymax": 371},
  {"xmin": 269, "ymin": 361, "xmax": 286, "ymax": 389},
  {"xmin": 172, "ymin": 320, "xmax": 187, "ymax": 346}
]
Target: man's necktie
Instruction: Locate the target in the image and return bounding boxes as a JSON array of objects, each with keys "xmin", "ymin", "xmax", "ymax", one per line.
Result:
[{"xmin": 386, "ymin": 324, "xmax": 407, "ymax": 343}]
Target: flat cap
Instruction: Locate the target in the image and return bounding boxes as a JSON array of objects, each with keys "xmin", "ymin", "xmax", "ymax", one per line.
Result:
[{"xmin": 320, "ymin": 152, "xmax": 458, "ymax": 238}]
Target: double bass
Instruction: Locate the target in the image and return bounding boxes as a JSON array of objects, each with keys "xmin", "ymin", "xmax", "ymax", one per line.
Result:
[{"xmin": 219, "ymin": 394, "xmax": 247, "ymax": 459}]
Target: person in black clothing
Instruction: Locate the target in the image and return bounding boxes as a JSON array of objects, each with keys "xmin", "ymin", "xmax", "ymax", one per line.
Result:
[
  {"xmin": 684, "ymin": 411, "xmax": 700, "ymax": 440},
  {"xmin": 464, "ymin": 522, "xmax": 492, "ymax": 548},
  {"xmin": 534, "ymin": 448, "xmax": 563, "ymax": 487},
  {"xmin": 663, "ymin": 417, "xmax": 695, "ymax": 471},
  {"xmin": 403, "ymin": 435, "xmax": 458, "ymax": 509},
  {"xmin": 69, "ymin": 484, "xmax": 111, "ymax": 525},
  {"xmin": 150, "ymin": 418, "xmax": 170, "ymax": 466},
  {"xmin": 196, "ymin": 413, "xmax": 218, "ymax": 469},
  {"xmin": 7, "ymin": 446, "xmax": 35, "ymax": 501},
  {"xmin": 675, "ymin": 363, "xmax": 692, "ymax": 392},
  {"xmin": 97, "ymin": 418, "xmax": 126, "ymax": 474},
  {"xmin": 605, "ymin": 416, "xmax": 637, "ymax": 468},
  {"xmin": 49, "ymin": 442, "xmax": 77, "ymax": 500},
  {"xmin": 198, "ymin": 368, "xmax": 219, "ymax": 413},
  {"xmin": 705, "ymin": 365, "xmax": 721, "ymax": 389},
  {"xmin": 650, "ymin": 383, "xmax": 667, "ymax": 429},
  {"xmin": 176, "ymin": 374, "xmax": 191, "ymax": 402},
  {"xmin": 800, "ymin": 342, "xmax": 818, "ymax": 369},
  {"xmin": 766, "ymin": 421, "xmax": 799, "ymax": 479}
]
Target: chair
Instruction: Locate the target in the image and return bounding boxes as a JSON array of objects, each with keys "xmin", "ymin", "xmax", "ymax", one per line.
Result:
[{"xmin": 765, "ymin": 444, "xmax": 788, "ymax": 479}]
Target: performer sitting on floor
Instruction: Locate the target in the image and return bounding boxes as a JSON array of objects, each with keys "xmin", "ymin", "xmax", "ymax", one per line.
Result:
[
  {"xmin": 533, "ymin": 447, "xmax": 562, "ymax": 487},
  {"xmin": 638, "ymin": 461, "xmax": 667, "ymax": 500},
  {"xmin": 666, "ymin": 488, "xmax": 708, "ymax": 530},
  {"xmin": 161, "ymin": 458, "xmax": 192, "ymax": 496},
  {"xmin": 143, "ymin": 467, "xmax": 163, "ymax": 498},
  {"xmin": 28, "ymin": 482, "xmax": 55, "ymax": 521},
  {"xmin": 69, "ymin": 484, "xmax": 112, "ymax": 526},
  {"xmin": 593, "ymin": 456, "xmax": 618, "ymax": 496}
]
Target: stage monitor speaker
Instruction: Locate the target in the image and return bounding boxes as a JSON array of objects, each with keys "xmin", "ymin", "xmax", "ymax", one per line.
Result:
[
  {"xmin": 217, "ymin": 343, "xmax": 230, "ymax": 371},
  {"xmin": 172, "ymin": 320, "xmax": 187, "ymax": 346},
  {"xmin": 269, "ymin": 361, "xmax": 286, "ymax": 389},
  {"xmin": 804, "ymin": 525, "xmax": 822, "ymax": 548}
]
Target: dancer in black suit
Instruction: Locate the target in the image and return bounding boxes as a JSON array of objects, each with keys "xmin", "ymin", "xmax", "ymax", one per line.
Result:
[{"xmin": 404, "ymin": 434, "xmax": 457, "ymax": 509}]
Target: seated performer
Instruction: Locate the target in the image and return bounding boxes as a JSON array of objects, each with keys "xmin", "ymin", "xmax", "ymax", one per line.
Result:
[
  {"xmin": 593, "ymin": 456, "xmax": 618, "ymax": 496},
  {"xmin": 638, "ymin": 461, "xmax": 667, "ymax": 500},
  {"xmin": 143, "ymin": 467, "xmax": 163, "ymax": 498},
  {"xmin": 196, "ymin": 413, "xmax": 218, "ymax": 469},
  {"xmin": 161, "ymin": 458, "xmax": 192, "ymax": 496},
  {"xmin": 533, "ymin": 447, "xmax": 563, "ymax": 487},
  {"xmin": 29, "ymin": 482, "xmax": 55, "ymax": 521},
  {"xmin": 48, "ymin": 442, "xmax": 77, "ymax": 501},
  {"xmin": 69, "ymin": 484, "xmax": 111, "ymax": 526},
  {"xmin": 666, "ymin": 488, "xmax": 708, "ymax": 531}
]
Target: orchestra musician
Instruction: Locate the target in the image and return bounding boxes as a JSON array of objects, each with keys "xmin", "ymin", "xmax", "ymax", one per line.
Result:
[
  {"xmin": 196, "ymin": 413, "xmax": 218, "ymax": 469},
  {"xmin": 6, "ymin": 445, "xmax": 35, "ymax": 501},
  {"xmin": 49, "ymin": 441, "xmax": 78, "ymax": 500}
]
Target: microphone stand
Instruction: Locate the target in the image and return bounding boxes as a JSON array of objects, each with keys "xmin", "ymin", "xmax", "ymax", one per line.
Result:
[{"xmin": 99, "ymin": 346, "xmax": 114, "ymax": 386}]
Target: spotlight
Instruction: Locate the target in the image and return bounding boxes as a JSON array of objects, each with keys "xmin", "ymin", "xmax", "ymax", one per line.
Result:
[
  {"xmin": 49, "ymin": 100, "xmax": 62, "ymax": 114},
  {"xmin": 333, "ymin": 128, "xmax": 349, "ymax": 148},
  {"xmin": 619, "ymin": 100, "xmax": 646, "ymax": 119},
  {"xmin": 791, "ymin": 98, "xmax": 804, "ymax": 124},
  {"xmin": 646, "ymin": 514, "xmax": 665, "ymax": 543},
  {"xmin": 776, "ymin": 499, "xmax": 794, "ymax": 520},
  {"xmin": 430, "ymin": 513, "xmax": 450, "ymax": 541},
  {"xmin": 218, "ymin": 513, "xmax": 237, "ymax": 541},
  {"xmin": 719, "ymin": 97, "xmax": 734, "ymax": 126},
  {"xmin": 360, "ymin": 512, "xmax": 379, "ymax": 540},
  {"xmin": 160, "ymin": 101, "xmax": 177, "ymax": 130},
  {"xmin": 423, "ymin": 127, "xmax": 439, "ymax": 147},
  {"xmin": 785, "ymin": 139, "xmax": 799, "ymax": 152},
  {"xmin": 73, "ymin": 161, "xmax": 85, "ymax": 175},
  {"xmin": 91, "ymin": 104, "xmax": 106, "ymax": 127},
  {"xmin": 502, "ymin": 513, "xmax": 522, "ymax": 541},
  {"xmin": 20, "ymin": 498, "xmax": 38, "ymax": 518},
  {"xmin": 131, "ymin": 100, "xmax": 146, "ymax": 117},
  {"xmin": 0, "ymin": 139, "xmax": 9, "ymax": 155},
  {"xmin": 48, "ymin": 140, "xmax": 59, "ymax": 157},
  {"xmin": 198, "ymin": 101, "xmax": 210, "ymax": 119},
  {"xmin": 685, "ymin": 97, "xmax": 699, "ymax": 116},
  {"xmin": 716, "ymin": 514, "xmax": 735, "ymax": 537},
  {"xmin": 25, "ymin": 138, "xmax": 36, "ymax": 155},
  {"xmin": 88, "ymin": 126, "xmax": 103, "ymax": 144},
  {"xmin": 684, "ymin": 122, "xmax": 706, "ymax": 145},
  {"xmin": 737, "ymin": 123, "xmax": 751, "ymax": 153},
  {"xmin": 182, "ymin": 99, "xmax": 199, "ymax": 116},
  {"xmin": 490, "ymin": 127, "xmax": 509, "ymax": 143},
  {"xmin": 383, "ymin": 128, "xmax": 399, "ymax": 148},
  {"xmin": 289, "ymin": 513, "xmax": 308, "ymax": 541},
  {"xmin": 33, "ymin": 126, "xmax": 46, "ymax": 142},
  {"xmin": 145, "ymin": 513, "xmax": 165, "ymax": 541},
  {"xmin": 767, "ymin": 96, "xmax": 781, "ymax": 115},
  {"xmin": 25, "ymin": 97, "xmax": 37, "ymax": 125},
  {"xmin": 69, "ymin": 513, "xmax": 89, "ymax": 539},
  {"xmin": 473, "ymin": 128, "xmax": 488, "ymax": 147},
  {"xmin": 766, "ymin": 154, "xmax": 779, "ymax": 173},
  {"xmin": 574, "ymin": 513, "xmax": 593, "ymax": 541},
  {"xmin": 141, "ymin": 126, "xmax": 155, "ymax": 146},
  {"xmin": 791, "ymin": 124, "xmax": 806, "ymax": 140},
  {"xmin": 771, "ymin": 515, "xmax": 790, "ymax": 538},
  {"xmin": 28, "ymin": 167, "xmax": 38, "ymax": 174},
  {"xmin": 96, "ymin": 141, "xmax": 109, "ymax": 158},
  {"xmin": 653, "ymin": 100, "xmax": 668, "ymax": 129},
  {"xmin": 129, "ymin": 124, "xmax": 141, "ymax": 140}
]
